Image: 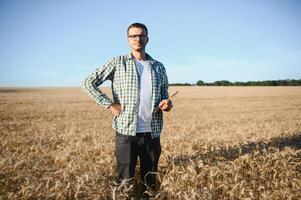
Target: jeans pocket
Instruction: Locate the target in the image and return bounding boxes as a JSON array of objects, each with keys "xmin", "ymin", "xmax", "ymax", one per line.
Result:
[
  {"xmin": 115, "ymin": 132, "xmax": 131, "ymax": 164},
  {"xmin": 116, "ymin": 132, "xmax": 129, "ymax": 143}
]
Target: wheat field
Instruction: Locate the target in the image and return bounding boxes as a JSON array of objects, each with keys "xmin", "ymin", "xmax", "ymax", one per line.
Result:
[{"xmin": 0, "ymin": 86, "xmax": 300, "ymax": 199}]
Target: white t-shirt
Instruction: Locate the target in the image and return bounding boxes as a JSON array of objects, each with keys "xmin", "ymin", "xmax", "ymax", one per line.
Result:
[{"xmin": 135, "ymin": 59, "xmax": 152, "ymax": 133}]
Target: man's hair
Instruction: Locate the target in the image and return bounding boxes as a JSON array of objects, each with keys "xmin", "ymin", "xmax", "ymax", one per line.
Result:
[{"xmin": 127, "ymin": 23, "xmax": 148, "ymax": 36}]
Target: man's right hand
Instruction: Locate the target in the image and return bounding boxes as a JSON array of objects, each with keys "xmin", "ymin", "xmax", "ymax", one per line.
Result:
[{"xmin": 108, "ymin": 103, "xmax": 122, "ymax": 116}]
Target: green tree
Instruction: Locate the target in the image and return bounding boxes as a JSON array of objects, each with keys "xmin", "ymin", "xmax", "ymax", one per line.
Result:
[{"xmin": 196, "ymin": 80, "xmax": 205, "ymax": 86}]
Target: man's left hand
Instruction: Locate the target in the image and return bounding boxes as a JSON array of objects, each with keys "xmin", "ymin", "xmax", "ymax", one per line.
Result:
[{"xmin": 159, "ymin": 99, "xmax": 173, "ymax": 112}]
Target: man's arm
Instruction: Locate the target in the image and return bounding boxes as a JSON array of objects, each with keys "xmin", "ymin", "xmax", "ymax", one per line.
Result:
[
  {"xmin": 81, "ymin": 59, "xmax": 115, "ymax": 109},
  {"xmin": 159, "ymin": 65, "xmax": 173, "ymax": 112},
  {"xmin": 161, "ymin": 65, "xmax": 169, "ymax": 100}
]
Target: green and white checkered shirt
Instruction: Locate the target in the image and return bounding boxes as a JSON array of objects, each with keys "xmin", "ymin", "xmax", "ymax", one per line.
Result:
[{"xmin": 82, "ymin": 52, "xmax": 169, "ymax": 138}]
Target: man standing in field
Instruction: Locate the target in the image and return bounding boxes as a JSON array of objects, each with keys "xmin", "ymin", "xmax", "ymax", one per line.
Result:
[{"xmin": 82, "ymin": 23, "xmax": 172, "ymax": 199}]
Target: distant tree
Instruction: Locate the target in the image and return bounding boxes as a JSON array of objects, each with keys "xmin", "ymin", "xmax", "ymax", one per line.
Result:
[
  {"xmin": 265, "ymin": 80, "xmax": 277, "ymax": 86},
  {"xmin": 277, "ymin": 79, "xmax": 289, "ymax": 86},
  {"xmin": 196, "ymin": 80, "xmax": 205, "ymax": 86},
  {"xmin": 246, "ymin": 81, "xmax": 252, "ymax": 86},
  {"xmin": 178, "ymin": 79, "xmax": 301, "ymax": 86},
  {"xmin": 288, "ymin": 79, "xmax": 301, "ymax": 86},
  {"xmin": 233, "ymin": 81, "xmax": 246, "ymax": 86},
  {"xmin": 213, "ymin": 80, "xmax": 233, "ymax": 86}
]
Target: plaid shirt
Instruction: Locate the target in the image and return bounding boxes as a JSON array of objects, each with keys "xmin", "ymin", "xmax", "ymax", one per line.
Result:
[{"xmin": 82, "ymin": 52, "xmax": 169, "ymax": 138}]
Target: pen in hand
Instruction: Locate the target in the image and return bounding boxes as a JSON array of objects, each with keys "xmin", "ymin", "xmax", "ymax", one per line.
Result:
[{"xmin": 153, "ymin": 91, "xmax": 179, "ymax": 114}]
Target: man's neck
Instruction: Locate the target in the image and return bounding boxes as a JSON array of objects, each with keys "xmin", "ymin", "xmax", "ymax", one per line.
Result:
[{"xmin": 132, "ymin": 50, "xmax": 147, "ymax": 61}]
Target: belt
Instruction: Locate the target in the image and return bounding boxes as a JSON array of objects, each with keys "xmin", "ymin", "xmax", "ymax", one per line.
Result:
[{"xmin": 136, "ymin": 132, "xmax": 151, "ymax": 137}]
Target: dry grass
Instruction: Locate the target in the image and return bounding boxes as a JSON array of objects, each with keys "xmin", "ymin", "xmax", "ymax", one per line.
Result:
[{"xmin": 0, "ymin": 86, "xmax": 300, "ymax": 199}]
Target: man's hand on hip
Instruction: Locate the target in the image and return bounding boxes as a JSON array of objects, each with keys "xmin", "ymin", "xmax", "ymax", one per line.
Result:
[
  {"xmin": 159, "ymin": 99, "xmax": 173, "ymax": 112},
  {"xmin": 108, "ymin": 103, "xmax": 122, "ymax": 116}
]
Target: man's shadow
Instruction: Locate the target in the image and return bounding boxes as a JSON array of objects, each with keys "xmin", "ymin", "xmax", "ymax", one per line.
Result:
[{"xmin": 168, "ymin": 133, "xmax": 301, "ymax": 166}]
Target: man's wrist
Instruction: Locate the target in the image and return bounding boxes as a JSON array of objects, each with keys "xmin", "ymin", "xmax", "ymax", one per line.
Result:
[{"xmin": 107, "ymin": 103, "xmax": 113, "ymax": 109}]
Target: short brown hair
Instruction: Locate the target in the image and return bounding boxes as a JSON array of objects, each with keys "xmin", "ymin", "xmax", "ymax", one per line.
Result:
[{"xmin": 127, "ymin": 23, "xmax": 148, "ymax": 36}]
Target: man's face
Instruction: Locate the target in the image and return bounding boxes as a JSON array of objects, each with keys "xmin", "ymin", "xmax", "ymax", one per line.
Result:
[{"xmin": 127, "ymin": 27, "xmax": 148, "ymax": 52}]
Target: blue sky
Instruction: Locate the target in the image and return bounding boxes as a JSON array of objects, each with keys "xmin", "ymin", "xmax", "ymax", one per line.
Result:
[{"xmin": 0, "ymin": 0, "xmax": 300, "ymax": 87}]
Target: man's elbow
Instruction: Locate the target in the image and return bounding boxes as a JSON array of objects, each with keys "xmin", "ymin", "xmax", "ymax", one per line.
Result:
[{"xmin": 81, "ymin": 77, "xmax": 93, "ymax": 92}]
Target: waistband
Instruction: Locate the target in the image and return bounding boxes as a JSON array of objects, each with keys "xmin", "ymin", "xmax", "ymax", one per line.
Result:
[{"xmin": 136, "ymin": 132, "xmax": 151, "ymax": 137}]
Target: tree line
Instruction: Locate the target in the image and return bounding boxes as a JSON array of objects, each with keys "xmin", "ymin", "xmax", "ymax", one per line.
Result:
[{"xmin": 169, "ymin": 79, "xmax": 301, "ymax": 86}]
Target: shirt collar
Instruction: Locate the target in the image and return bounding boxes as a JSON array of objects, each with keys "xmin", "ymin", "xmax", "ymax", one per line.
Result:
[{"xmin": 126, "ymin": 52, "xmax": 154, "ymax": 62}]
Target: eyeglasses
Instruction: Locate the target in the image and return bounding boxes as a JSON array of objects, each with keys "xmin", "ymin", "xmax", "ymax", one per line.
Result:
[{"xmin": 128, "ymin": 34, "xmax": 148, "ymax": 40}]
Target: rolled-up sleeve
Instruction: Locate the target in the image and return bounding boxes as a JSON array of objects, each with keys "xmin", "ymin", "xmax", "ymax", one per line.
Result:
[
  {"xmin": 81, "ymin": 59, "xmax": 115, "ymax": 108},
  {"xmin": 161, "ymin": 65, "xmax": 169, "ymax": 100}
]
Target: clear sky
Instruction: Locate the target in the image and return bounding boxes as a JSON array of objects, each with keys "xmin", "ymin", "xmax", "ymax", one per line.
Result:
[{"xmin": 0, "ymin": 0, "xmax": 300, "ymax": 87}]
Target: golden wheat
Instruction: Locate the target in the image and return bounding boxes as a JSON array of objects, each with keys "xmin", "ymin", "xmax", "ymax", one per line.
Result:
[{"xmin": 0, "ymin": 86, "xmax": 300, "ymax": 199}]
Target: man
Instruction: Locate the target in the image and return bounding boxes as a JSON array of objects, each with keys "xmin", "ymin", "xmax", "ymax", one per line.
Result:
[{"xmin": 82, "ymin": 23, "xmax": 172, "ymax": 199}]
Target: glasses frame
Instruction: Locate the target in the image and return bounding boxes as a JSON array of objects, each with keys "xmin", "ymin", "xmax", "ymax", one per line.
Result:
[{"xmin": 128, "ymin": 34, "xmax": 148, "ymax": 40}]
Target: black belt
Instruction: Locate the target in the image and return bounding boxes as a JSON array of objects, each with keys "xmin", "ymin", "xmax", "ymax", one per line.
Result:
[{"xmin": 136, "ymin": 132, "xmax": 151, "ymax": 137}]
